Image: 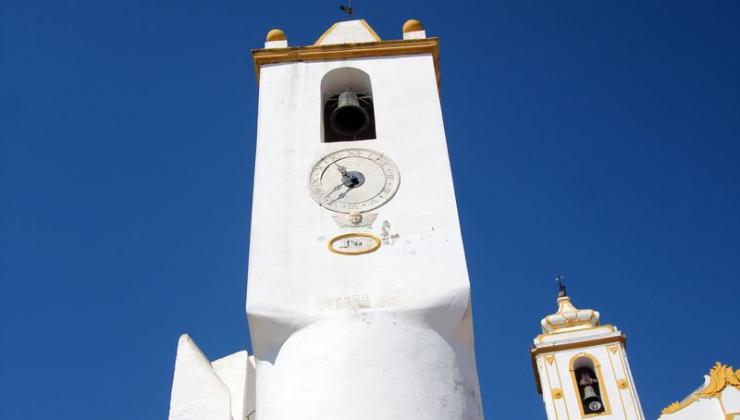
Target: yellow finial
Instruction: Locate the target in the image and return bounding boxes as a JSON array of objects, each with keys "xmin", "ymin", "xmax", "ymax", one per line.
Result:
[
  {"xmin": 402, "ymin": 19, "xmax": 424, "ymax": 33},
  {"xmin": 266, "ymin": 29, "xmax": 287, "ymax": 42}
]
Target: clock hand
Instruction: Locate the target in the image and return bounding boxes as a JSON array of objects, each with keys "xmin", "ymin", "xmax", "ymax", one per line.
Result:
[
  {"xmin": 326, "ymin": 185, "xmax": 353, "ymax": 206},
  {"xmin": 334, "ymin": 163, "xmax": 348, "ymax": 176},
  {"xmin": 321, "ymin": 176, "xmax": 356, "ymax": 202},
  {"xmin": 321, "ymin": 171, "xmax": 363, "ymax": 204},
  {"xmin": 321, "ymin": 183, "xmax": 346, "ymax": 202}
]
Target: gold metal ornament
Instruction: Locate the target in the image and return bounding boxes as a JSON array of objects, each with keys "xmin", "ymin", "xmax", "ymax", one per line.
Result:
[{"xmin": 661, "ymin": 362, "xmax": 740, "ymax": 415}]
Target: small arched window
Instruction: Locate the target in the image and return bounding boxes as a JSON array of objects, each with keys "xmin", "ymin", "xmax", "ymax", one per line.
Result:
[
  {"xmin": 320, "ymin": 67, "xmax": 376, "ymax": 142},
  {"xmin": 571, "ymin": 355, "xmax": 609, "ymax": 416}
]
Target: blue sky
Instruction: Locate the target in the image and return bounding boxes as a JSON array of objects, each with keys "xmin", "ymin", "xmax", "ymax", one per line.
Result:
[{"xmin": 1, "ymin": 1, "xmax": 738, "ymax": 419}]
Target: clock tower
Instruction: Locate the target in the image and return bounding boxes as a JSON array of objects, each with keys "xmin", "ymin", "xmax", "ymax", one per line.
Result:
[{"xmin": 247, "ymin": 18, "xmax": 484, "ymax": 420}]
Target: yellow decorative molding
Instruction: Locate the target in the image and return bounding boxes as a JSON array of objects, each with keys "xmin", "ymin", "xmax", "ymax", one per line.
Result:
[
  {"xmin": 403, "ymin": 19, "xmax": 424, "ymax": 33},
  {"xmin": 552, "ymin": 388, "xmax": 563, "ymax": 399},
  {"xmin": 661, "ymin": 362, "xmax": 740, "ymax": 415},
  {"xmin": 661, "ymin": 396, "xmax": 698, "ymax": 415},
  {"xmin": 252, "ymin": 38, "xmax": 441, "ymax": 88},
  {"xmin": 697, "ymin": 362, "xmax": 740, "ymax": 398},
  {"xmin": 540, "ymin": 296, "xmax": 601, "ymax": 335},
  {"xmin": 314, "ymin": 19, "xmax": 382, "ymax": 46},
  {"xmin": 545, "ymin": 355, "xmax": 555, "ymax": 365},
  {"xmin": 359, "ymin": 20, "xmax": 382, "ymax": 42},
  {"xmin": 617, "ymin": 379, "xmax": 629, "ymax": 389},
  {"xmin": 608, "ymin": 344, "xmax": 618, "ymax": 354},
  {"xmin": 535, "ymin": 324, "xmax": 617, "ymax": 343},
  {"xmin": 531, "ymin": 334, "xmax": 625, "ymax": 358},
  {"xmin": 266, "ymin": 28, "xmax": 286, "ymax": 42}
]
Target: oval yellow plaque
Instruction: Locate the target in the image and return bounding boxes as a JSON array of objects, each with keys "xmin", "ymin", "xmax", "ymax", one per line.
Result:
[{"xmin": 328, "ymin": 233, "xmax": 381, "ymax": 255}]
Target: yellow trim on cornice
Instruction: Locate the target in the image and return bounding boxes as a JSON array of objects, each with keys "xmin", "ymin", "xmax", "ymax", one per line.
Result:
[
  {"xmin": 251, "ymin": 38, "xmax": 441, "ymax": 89},
  {"xmin": 661, "ymin": 362, "xmax": 740, "ymax": 415},
  {"xmin": 535, "ymin": 324, "xmax": 617, "ymax": 343},
  {"xmin": 543, "ymin": 321, "xmax": 597, "ymax": 334},
  {"xmin": 536, "ymin": 325, "xmax": 616, "ymax": 343},
  {"xmin": 532, "ymin": 333, "xmax": 625, "ymax": 358},
  {"xmin": 314, "ymin": 19, "xmax": 382, "ymax": 46}
]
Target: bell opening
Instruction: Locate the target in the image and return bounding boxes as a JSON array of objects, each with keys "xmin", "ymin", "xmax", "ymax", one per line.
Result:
[
  {"xmin": 575, "ymin": 366, "xmax": 605, "ymax": 414},
  {"xmin": 321, "ymin": 68, "xmax": 376, "ymax": 143}
]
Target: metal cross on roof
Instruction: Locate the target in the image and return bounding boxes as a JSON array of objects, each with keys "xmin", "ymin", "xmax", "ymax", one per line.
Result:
[
  {"xmin": 555, "ymin": 275, "xmax": 567, "ymax": 297},
  {"xmin": 339, "ymin": 0, "xmax": 354, "ymax": 17}
]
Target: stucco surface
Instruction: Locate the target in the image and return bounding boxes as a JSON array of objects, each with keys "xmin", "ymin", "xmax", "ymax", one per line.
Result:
[
  {"xmin": 168, "ymin": 335, "xmax": 232, "ymax": 420},
  {"xmin": 247, "ymin": 52, "xmax": 483, "ymax": 419},
  {"xmin": 212, "ymin": 351, "xmax": 249, "ymax": 420}
]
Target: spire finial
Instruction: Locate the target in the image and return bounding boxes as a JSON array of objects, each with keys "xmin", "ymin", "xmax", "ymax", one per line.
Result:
[
  {"xmin": 339, "ymin": 1, "xmax": 354, "ymax": 18},
  {"xmin": 555, "ymin": 275, "xmax": 567, "ymax": 298}
]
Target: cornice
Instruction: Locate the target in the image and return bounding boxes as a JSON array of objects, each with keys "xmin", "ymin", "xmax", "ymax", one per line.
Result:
[
  {"xmin": 251, "ymin": 38, "xmax": 440, "ymax": 88},
  {"xmin": 531, "ymin": 333, "xmax": 626, "ymax": 358}
]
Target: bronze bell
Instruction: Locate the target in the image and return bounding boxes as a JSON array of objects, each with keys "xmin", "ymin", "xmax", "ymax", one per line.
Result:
[
  {"xmin": 330, "ymin": 90, "xmax": 370, "ymax": 136},
  {"xmin": 582, "ymin": 385, "xmax": 598, "ymax": 400},
  {"xmin": 579, "ymin": 371, "xmax": 603, "ymax": 412},
  {"xmin": 582, "ymin": 385, "xmax": 603, "ymax": 412}
]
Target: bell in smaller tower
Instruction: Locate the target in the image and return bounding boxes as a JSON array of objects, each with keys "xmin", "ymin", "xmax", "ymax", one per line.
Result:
[{"xmin": 578, "ymin": 369, "xmax": 604, "ymax": 414}]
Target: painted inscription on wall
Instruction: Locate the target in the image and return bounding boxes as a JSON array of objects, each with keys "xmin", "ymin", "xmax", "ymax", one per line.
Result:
[
  {"xmin": 317, "ymin": 291, "xmax": 411, "ymax": 311},
  {"xmin": 328, "ymin": 233, "xmax": 381, "ymax": 255}
]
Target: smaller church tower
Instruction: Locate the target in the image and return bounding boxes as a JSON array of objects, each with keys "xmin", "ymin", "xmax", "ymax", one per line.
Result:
[{"xmin": 531, "ymin": 284, "xmax": 645, "ymax": 420}]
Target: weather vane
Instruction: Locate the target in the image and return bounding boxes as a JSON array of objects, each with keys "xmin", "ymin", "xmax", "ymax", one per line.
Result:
[
  {"xmin": 339, "ymin": 0, "xmax": 354, "ymax": 18},
  {"xmin": 555, "ymin": 275, "xmax": 567, "ymax": 297}
]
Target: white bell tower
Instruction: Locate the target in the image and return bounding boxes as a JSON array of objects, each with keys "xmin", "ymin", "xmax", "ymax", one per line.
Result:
[
  {"xmin": 531, "ymin": 284, "xmax": 645, "ymax": 420},
  {"xmin": 247, "ymin": 18, "xmax": 484, "ymax": 420}
]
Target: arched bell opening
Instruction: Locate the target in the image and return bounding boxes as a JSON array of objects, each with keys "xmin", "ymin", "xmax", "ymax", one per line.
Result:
[
  {"xmin": 571, "ymin": 355, "xmax": 609, "ymax": 416},
  {"xmin": 320, "ymin": 67, "xmax": 376, "ymax": 142}
]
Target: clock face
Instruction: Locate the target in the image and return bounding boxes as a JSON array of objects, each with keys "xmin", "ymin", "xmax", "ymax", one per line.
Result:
[{"xmin": 308, "ymin": 148, "xmax": 400, "ymax": 213}]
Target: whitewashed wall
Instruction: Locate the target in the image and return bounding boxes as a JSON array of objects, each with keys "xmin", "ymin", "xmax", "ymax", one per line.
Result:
[
  {"xmin": 168, "ymin": 335, "xmax": 253, "ymax": 420},
  {"xmin": 247, "ymin": 52, "xmax": 483, "ymax": 420}
]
